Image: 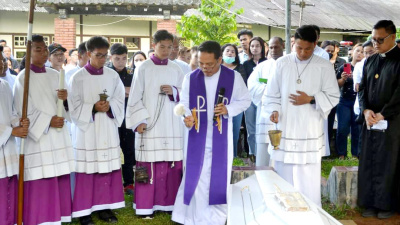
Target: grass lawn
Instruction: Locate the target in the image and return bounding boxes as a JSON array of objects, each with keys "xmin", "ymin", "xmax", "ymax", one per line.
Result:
[{"xmin": 65, "ymin": 194, "xmax": 175, "ymax": 225}]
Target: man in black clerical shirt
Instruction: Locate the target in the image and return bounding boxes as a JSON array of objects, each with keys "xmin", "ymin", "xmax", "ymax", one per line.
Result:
[
  {"xmin": 358, "ymin": 20, "xmax": 400, "ymax": 219},
  {"xmin": 109, "ymin": 43, "xmax": 135, "ymax": 194}
]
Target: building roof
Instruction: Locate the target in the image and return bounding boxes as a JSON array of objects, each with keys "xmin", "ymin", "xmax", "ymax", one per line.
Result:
[
  {"xmin": 230, "ymin": 0, "xmax": 400, "ymax": 31},
  {"xmin": 0, "ymin": 0, "xmax": 47, "ymax": 13},
  {"xmin": 35, "ymin": 0, "xmax": 200, "ymax": 16}
]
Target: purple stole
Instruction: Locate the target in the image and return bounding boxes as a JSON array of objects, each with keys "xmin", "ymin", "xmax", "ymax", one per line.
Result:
[{"xmin": 184, "ymin": 65, "xmax": 234, "ymax": 205}]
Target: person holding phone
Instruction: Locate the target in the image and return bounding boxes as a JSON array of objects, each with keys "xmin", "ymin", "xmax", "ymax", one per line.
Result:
[{"xmin": 336, "ymin": 43, "xmax": 364, "ymax": 159}]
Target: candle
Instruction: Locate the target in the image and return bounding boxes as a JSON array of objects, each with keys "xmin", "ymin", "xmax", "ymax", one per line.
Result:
[{"xmin": 57, "ymin": 69, "xmax": 65, "ymax": 131}]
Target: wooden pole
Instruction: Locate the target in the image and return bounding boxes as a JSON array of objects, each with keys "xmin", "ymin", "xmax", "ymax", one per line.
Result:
[{"xmin": 17, "ymin": 0, "xmax": 36, "ymax": 224}]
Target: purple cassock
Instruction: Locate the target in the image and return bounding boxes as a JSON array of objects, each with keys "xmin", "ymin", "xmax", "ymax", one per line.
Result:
[
  {"xmin": 71, "ymin": 62, "xmax": 125, "ymax": 218},
  {"xmin": 0, "ymin": 176, "xmax": 17, "ymax": 225},
  {"xmin": 184, "ymin": 66, "xmax": 234, "ymax": 205},
  {"xmin": 133, "ymin": 55, "xmax": 183, "ymax": 215}
]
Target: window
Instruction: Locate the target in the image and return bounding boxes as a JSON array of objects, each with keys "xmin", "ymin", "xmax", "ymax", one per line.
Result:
[
  {"xmin": 43, "ymin": 36, "xmax": 50, "ymax": 46},
  {"xmin": 14, "ymin": 36, "xmax": 27, "ymax": 47},
  {"xmin": 14, "ymin": 50, "xmax": 26, "ymax": 62},
  {"xmin": 110, "ymin": 37, "xmax": 124, "ymax": 45},
  {"xmin": 126, "ymin": 37, "xmax": 140, "ymax": 50}
]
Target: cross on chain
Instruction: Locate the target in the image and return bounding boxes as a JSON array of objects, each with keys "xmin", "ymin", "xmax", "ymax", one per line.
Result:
[
  {"xmin": 102, "ymin": 153, "xmax": 108, "ymax": 159},
  {"xmin": 293, "ymin": 142, "xmax": 298, "ymax": 149}
]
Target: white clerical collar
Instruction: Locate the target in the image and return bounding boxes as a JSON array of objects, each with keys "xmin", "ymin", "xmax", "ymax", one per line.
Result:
[{"xmin": 380, "ymin": 44, "xmax": 397, "ymax": 58}]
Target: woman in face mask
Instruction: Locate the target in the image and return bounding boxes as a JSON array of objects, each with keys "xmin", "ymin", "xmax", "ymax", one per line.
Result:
[
  {"xmin": 321, "ymin": 40, "xmax": 345, "ymax": 74},
  {"xmin": 132, "ymin": 51, "xmax": 147, "ymax": 70},
  {"xmin": 221, "ymin": 44, "xmax": 247, "ymax": 158}
]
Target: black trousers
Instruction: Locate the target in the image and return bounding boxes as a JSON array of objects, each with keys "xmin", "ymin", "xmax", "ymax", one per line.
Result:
[
  {"xmin": 327, "ymin": 106, "xmax": 337, "ymax": 156},
  {"xmin": 119, "ymin": 119, "xmax": 135, "ymax": 187}
]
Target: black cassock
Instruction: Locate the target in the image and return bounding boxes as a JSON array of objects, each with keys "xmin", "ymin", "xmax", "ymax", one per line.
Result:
[{"xmin": 358, "ymin": 45, "xmax": 400, "ymax": 211}]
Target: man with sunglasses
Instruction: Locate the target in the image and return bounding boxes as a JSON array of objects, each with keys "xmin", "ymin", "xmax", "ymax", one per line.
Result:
[
  {"xmin": 68, "ymin": 36, "xmax": 125, "ymax": 224},
  {"xmin": 358, "ymin": 20, "xmax": 400, "ymax": 219}
]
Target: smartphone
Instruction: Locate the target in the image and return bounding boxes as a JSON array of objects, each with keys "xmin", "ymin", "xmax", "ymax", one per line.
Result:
[{"xmin": 343, "ymin": 63, "xmax": 351, "ymax": 74}]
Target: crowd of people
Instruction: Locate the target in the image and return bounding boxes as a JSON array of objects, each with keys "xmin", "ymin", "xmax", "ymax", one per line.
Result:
[{"xmin": 0, "ymin": 19, "xmax": 399, "ymax": 225}]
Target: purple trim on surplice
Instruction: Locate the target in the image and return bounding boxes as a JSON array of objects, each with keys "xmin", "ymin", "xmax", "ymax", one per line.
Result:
[
  {"xmin": 84, "ymin": 61, "xmax": 103, "ymax": 75},
  {"xmin": 0, "ymin": 176, "xmax": 17, "ymax": 225},
  {"xmin": 23, "ymin": 175, "xmax": 72, "ymax": 225},
  {"xmin": 134, "ymin": 161, "xmax": 182, "ymax": 215},
  {"xmin": 30, "ymin": 64, "xmax": 46, "ymax": 73},
  {"xmin": 150, "ymin": 54, "xmax": 168, "ymax": 65},
  {"xmin": 72, "ymin": 170, "xmax": 125, "ymax": 217},
  {"xmin": 168, "ymin": 86, "xmax": 180, "ymax": 102},
  {"xmin": 184, "ymin": 65, "xmax": 234, "ymax": 205}
]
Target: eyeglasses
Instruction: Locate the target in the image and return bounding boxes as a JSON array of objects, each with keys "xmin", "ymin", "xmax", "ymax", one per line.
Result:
[
  {"xmin": 91, "ymin": 52, "xmax": 108, "ymax": 59},
  {"xmin": 199, "ymin": 62, "xmax": 217, "ymax": 71},
  {"xmin": 371, "ymin": 34, "xmax": 393, "ymax": 45}
]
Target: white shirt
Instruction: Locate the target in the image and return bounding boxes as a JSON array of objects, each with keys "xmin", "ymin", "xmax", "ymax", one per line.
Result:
[
  {"xmin": 314, "ymin": 46, "xmax": 330, "ymax": 61},
  {"xmin": 239, "ymin": 52, "xmax": 249, "ymax": 64},
  {"xmin": 173, "ymin": 59, "xmax": 191, "ymax": 75},
  {"xmin": 0, "ymin": 69, "xmax": 16, "ymax": 90}
]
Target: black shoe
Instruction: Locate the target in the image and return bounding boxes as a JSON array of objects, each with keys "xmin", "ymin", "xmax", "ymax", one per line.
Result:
[
  {"xmin": 140, "ymin": 214, "xmax": 154, "ymax": 220},
  {"xmin": 249, "ymin": 154, "xmax": 256, "ymax": 163},
  {"xmin": 377, "ymin": 210, "xmax": 395, "ymax": 219},
  {"xmin": 98, "ymin": 209, "xmax": 118, "ymax": 223},
  {"xmin": 79, "ymin": 215, "xmax": 94, "ymax": 225},
  {"xmin": 362, "ymin": 208, "xmax": 377, "ymax": 218}
]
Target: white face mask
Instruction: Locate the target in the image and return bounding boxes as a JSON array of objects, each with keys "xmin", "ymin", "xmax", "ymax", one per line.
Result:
[{"xmin": 135, "ymin": 61, "xmax": 143, "ymax": 68}]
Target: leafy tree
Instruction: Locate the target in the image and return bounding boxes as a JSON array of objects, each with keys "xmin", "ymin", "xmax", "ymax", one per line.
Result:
[
  {"xmin": 397, "ymin": 28, "xmax": 400, "ymax": 39},
  {"xmin": 178, "ymin": 0, "xmax": 243, "ymax": 46}
]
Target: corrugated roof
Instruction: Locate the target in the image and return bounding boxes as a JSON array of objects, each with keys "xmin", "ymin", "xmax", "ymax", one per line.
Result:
[
  {"xmin": 231, "ymin": 0, "xmax": 400, "ymax": 31},
  {"xmin": 0, "ymin": 0, "xmax": 47, "ymax": 12},
  {"xmin": 35, "ymin": 0, "xmax": 200, "ymax": 6}
]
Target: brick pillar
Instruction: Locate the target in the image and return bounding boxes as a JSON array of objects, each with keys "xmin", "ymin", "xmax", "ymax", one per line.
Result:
[
  {"xmin": 54, "ymin": 18, "xmax": 76, "ymax": 60},
  {"xmin": 157, "ymin": 19, "xmax": 177, "ymax": 34}
]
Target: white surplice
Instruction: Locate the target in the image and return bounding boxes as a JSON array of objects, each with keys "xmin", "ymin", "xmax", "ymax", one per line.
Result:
[
  {"xmin": 0, "ymin": 80, "xmax": 19, "ymax": 179},
  {"xmin": 172, "ymin": 67, "xmax": 251, "ymax": 225},
  {"xmin": 314, "ymin": 46, "xmax": 330, "ymax": 61},
  {"xmin": 247, "ymin": 59, "xmax": 277, "ymax": 166},
  {"xmin": 353, "ymin": 58, "xmax": 366, "ymax": 115},
  {"xmin": 0, "ymin": 69, "xmax": 16, "ymax": 90},
  {"xmin": 13, "ymin": 68, "xmax": 74, "ymax": 181},
  {"xmin": 174, "ymin": 59, "xmax": 192, "ymax": 75},
  {"xmin": 262, "ymin": 53, "xmax": 339, "ymax": 205},
  {"xmin": 125, "ymin": 59, "xmax": 184, "ymax": 162},
  {"xmin": 68, "ymin": 67, "xmax": 125, "ymax": 174}
]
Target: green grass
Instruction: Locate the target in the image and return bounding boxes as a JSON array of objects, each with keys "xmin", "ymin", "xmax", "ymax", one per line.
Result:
[
  {"xmin": 65, "ymin": 195, "xmax": 175, "ymax": 225},
  {"xmin": 321, "ymin": 197, "xmax": 360, "ymax": 220},
  {"xmin": 321, "ymin": 137, "xmax": 359, "ymax": 178},
  {"xmin": 232, "ymin": 157, "xmax": 246, "ymax": 166}
]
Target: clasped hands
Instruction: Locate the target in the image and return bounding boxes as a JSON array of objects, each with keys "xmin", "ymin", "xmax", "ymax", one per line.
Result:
[
  {"xmin": 364, "ymin": 109, "xmax": 385, "ymax": 127},
  {"xmin": 182, "ymin": 103, "xmax": 228, "ymax": 129}
]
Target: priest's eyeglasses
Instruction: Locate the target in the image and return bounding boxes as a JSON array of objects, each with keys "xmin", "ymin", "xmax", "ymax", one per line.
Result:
[
  {"xmin": 371, "ymin": 34, "xmax": 393, "ymax": 45},
  {"xmin": 199, "ymin": 62, "xmax": 217, "ymax": 71},
  {"xmin": 91, "ymin": 52, "xmax": 108, "ymax": 59}
]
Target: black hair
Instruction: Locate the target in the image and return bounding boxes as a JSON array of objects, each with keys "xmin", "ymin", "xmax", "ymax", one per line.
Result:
[
  {"xmin": 110, "ymin": 43, "xmax": 128, "ymax": 55},
  {"xmin": 0, "ymin": 46, "xmax": 3, "ymax": 52},
  {"xmin": 31, "ymin": 34, "xmax": 44, "ymax": 43},
  {"xmin": 198, "ymin": 41, "xmax": 222, "ymax": 60},
  {"xmin": 221, "ymin": 43, "xmax": 240, "ymax": 65},
  {"xmin": 191, "ymin": 46, "xmax": 198, "ymax": 53},
  {"xmin": 148, "ymin": 49, "xmax": 155, "ymax": 55},
  {"xmin": 311, "ymin": 25, "xmax": 321, "ymax": 36},
  {"xmin": 269, "ymin": 37, "xmax": 284, "ymax": 46},
  {"xmin": 153, "ymin": 30, "xmax": 174, "ymax": 44},
  {"xmin": 362, "ymin": 40, "xmax": 373, "ymax": 48},
  {"xmin": 19, "ymin": 56, "xmax": 26, "ymax": 71},
  {"xmin": 321, "ymin": 40, "xmax": 334, "ymax": 49},
  {"xmin": 68, "ymin": 48, "xmax": 78, "ymax": 56},
  {"xmin": 373, "ymin": 20, "xmax": 396, "ymax": 34},
  {"xmin": 294, "ymin": 25, "xmax": 318, "ymax": 43},
  {"xmin": 0, "ymin": 39, "xmax": 6, "ymax": 43},
  {"xmin": 78, "ymin": 42, "xmax": 87, "ymax": 55},
  {"xmin": 396, "ymin": 39, "xmax": 400, "ymax": 44},
  {"xmin": 331, "ymin": 40, "xmax": 340, "ymax": 48},
  {"xmin": 237, "ymin": 29, "xmax": 253, "ymax": 39},
  {"xmin": 86, "ymin": 36, "xmax": 110, "ymax": 52},
  {"xmin": 248, "ymin": 37, "xmax": 266, "ymax": 60},
  {"xmin": 133, "ymin": 51, "xmax": 147, "ymax": 60}
]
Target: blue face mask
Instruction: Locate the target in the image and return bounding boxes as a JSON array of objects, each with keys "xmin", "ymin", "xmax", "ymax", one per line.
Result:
[{"xmin": 223, "ymin": 56, "xmax": 235, "ymax": 64}]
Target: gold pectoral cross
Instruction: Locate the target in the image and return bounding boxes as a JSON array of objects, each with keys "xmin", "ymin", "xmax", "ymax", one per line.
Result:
[{"xmin": 375, "ymin": 74, "xmax": 379, "ymax": 79}]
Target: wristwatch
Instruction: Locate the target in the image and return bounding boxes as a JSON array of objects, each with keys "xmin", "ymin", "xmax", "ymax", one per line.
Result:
[{"xmin": 310, "ymin": 97, "xmax": 316, "ymax": 104}]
